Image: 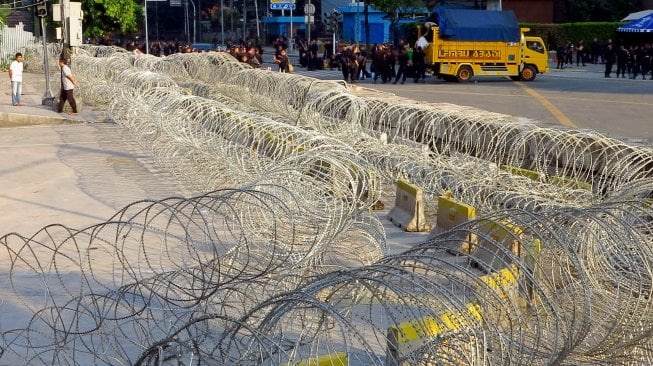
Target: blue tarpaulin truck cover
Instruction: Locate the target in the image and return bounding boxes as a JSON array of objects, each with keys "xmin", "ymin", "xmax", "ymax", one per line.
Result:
[{"xmin": 434, "ymin": 7, "xmax": 521, "ymax": 42}]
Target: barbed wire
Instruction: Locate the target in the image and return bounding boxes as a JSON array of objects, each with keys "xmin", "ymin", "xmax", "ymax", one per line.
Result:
[{"xmin": 3, "ymin": 46, "xmax": 653, "ymax": 365}]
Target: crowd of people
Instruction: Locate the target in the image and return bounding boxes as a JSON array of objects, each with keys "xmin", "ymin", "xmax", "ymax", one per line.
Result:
[
  {"xmin": 556, "ymin": 39, "xmax": 653, "ymax": 79},
  {"xmin": 290, "ymin": 38, "xmax": 428, "ymax": 85}
]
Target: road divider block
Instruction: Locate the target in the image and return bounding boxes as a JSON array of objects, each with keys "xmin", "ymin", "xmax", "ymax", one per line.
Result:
[
  {"xmin": 499, "ymin": 164, "xmax": 542, "ymax": 181},
  {"xmin": 386, "ymin": 303, "xmax": 482, "ymax": 366},
  {"xmin": 388, "ymin": 179, "xmax": 431, "ymax": 232},
  {"xmin": 478, "ymin": 266, "xmax": 518, "ymax": 300},
  {"xmin": 471, "ymin": 220, "xmax": 522, "ymax": 273},
  {"xmin": 500, "ymin": 164, "xmax": 592, "ymax": 191},
  {"xmin": 435, "ymin": 192, "xmax": 477, "ymax": 253},
  {"xmin": 548, "ymin": 175, "xmax": 591, "ymax": 191},
  {"xmin": 282, "ymin": 352, "xmax": 348, "ymax": 366}
]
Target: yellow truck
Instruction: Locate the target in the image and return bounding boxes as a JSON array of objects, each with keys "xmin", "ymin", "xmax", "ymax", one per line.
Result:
[{"xmin": 422, "ymin": 7, "xmax": 549, "ymax": 82}]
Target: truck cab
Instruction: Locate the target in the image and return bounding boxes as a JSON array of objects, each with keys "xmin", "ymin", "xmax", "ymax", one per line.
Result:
[{"xmin": 521, "ymin": 36, "xmax": 549, "ymax": 80}]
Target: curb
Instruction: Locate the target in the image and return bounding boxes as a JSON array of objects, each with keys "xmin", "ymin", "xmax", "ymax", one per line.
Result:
[{"xmin": 0, "ymin": 111, "xmax": 82, "ymax": 127}]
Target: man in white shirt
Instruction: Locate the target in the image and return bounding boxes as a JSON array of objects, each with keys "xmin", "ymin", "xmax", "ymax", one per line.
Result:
[
  {"xmin": 8, "ymin": 52, "xmax": 23, "ymax": 106},
  {"xmin": 56, "ymin": 58, "xmax": 78, "ymax": 115}
]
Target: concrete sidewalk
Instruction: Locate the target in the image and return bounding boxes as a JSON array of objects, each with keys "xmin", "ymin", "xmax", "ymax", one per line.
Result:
[{"xmin": 0, "ymin": 72, "xmax": 193, "ymax": 236}]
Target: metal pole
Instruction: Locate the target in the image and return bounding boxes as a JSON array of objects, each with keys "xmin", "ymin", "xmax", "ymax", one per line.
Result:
[
  {"xmin": 144, "ymin": 0, "xmax": 149, "ymax": 53},
  {"xmin": 156, "ymin": 1, "xmax": 159, "ymax": 41},
  {"xmin": 254, "ymin": 0, "xmax": 260, "ymax": 38},
  {"xmin": 189, "ymin": 0, "xmax": 196, "ymax": 43},
  {"xmin": 355, "ymin": 1, "xmax": 359, "ymax": 44},
  {"xmin": 185, "ymin": 0, "xmax": 189, "ymax": 43},
  {"xmin": 306, "ymin": 0, "xmax": 310, "ymax": 41},
  {"xmin": 290, "ymin": 7, "xmax": 293, "ymax": 51},
  {"xmin": 220, "ymin": 0, "xmax": 224, "ymax": 45},
  {"xmin": 242, "ymin": 0, "xmax": 246, "ymax": 40},
  {"xmin": 40, "ymin": 16, "xmax": 54, "ymax": 105}
]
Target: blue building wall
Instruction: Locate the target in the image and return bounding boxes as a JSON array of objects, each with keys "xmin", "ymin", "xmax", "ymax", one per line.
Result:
[
  {"xmin": 263, "ymin": 5, "xmax": 426, "ymax": 45},
  {"xmin": 262, "ymin": 16, "xmax": 306, "ymax": 40},
  {"xmin": 336, "ymin": 5, "xmax": 427, "ymax": 44},
  {"xmin": 337, "ymin": 6, "xmax": 387, "ymax": 44}
]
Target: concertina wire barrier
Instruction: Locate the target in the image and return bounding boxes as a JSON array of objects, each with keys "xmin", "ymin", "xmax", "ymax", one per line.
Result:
[{"xmin": 1, "ymin": 44, "xmax": 652, "ymax": 365}]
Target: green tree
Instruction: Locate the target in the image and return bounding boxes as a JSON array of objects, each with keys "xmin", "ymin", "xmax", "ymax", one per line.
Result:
[
  {"xmin": 564, "ymin": 0, "xmax": 639, "ymax": 22},
  {"xmin": 82, "ymin": 0, "xmax": 141, "ymax": 38},
  {"xmin": 0, "ymin": 3, "xmax": 10, "ymax": 27},
  {"xmin": 364, "ymin": 0, "xmax": 423, "ymax": 47},
  {"xmin": 209, "ymin": 5, "xmax": 242, "ymax": 30}
]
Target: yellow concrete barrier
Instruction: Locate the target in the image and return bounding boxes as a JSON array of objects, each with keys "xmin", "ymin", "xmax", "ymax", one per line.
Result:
[
  {"xmin": 548, "ymin": 175, "xmax": 592, "ymax": 191},
  {"xmin": 282, "ymin": 351, "xmax": 348, "ymax": 366},
  {"xmin": 499, "ymin": 164, "xmax": 541, "ymax": 181},
  {"xmin": 386, "ymin": 303, "xmax": 482, "ymax": 365},
  {"xmin": 471, "ymin": 220, "xmax": 522, "ymax": 272},
  {"xmin": 388, "ymin": 178, "xmax": 431, "ymax": 232},
  {"xmin": 500, "ymin": 165, "xmax": 592, "ymax": 191},
  {"xmin": 435, "ymin": 192, "xmax": 477, "ymax": 252},
  {"xmin": 478, "ymin": 266, "xmax": 518, "ymax": 300}
]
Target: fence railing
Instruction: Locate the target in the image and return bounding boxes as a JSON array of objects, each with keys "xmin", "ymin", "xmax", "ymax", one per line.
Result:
[{"xmin": 1, "ymin": 22, "xmax": 37, "ymax": 68}]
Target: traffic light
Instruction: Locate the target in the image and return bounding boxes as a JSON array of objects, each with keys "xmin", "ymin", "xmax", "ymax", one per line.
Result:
[
  {"xmin": 35, "ymin": 1, "xmax": 47, "ymax": 18},
  {"xmin": 329, "ymin": 10, "xmax": 341, "ymax": 33}
]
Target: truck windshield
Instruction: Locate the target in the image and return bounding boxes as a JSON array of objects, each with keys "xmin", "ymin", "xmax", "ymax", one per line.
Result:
[{"xmin": 526, "ymin": 41, "xmax": 545, "ymax": 54}]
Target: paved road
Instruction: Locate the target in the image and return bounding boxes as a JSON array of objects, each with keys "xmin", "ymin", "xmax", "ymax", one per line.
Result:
[{"xmin": 284, "ymin": 61, "xmax": 653, "ymax": 141}]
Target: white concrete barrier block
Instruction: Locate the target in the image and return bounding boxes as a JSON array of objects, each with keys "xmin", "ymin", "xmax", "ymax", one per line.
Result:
[{"xmin": 388, "ymin": 178, "xmax": 431, "ymax": 232}]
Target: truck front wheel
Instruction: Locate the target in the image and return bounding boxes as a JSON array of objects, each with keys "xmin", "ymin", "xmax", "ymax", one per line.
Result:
[
  {"xmin": 456, "ymin": 66, "xmax": 473, "ymax": 82},
  {"xmin": 520, "ymin": 65, "xmax": 537, "ymax": 81}
]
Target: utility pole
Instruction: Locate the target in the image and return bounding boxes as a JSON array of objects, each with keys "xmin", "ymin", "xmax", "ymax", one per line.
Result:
[{"xmin": 60, "ymin": 0, "xmax": 72, "ymax": 62}]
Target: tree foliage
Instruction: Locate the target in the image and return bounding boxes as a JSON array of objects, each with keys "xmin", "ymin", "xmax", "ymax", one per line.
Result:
[
  {"xmin": 365, "ymin": 0, "xmax": 424, "ymax": 46},
  {"xmin": 563, "ymin": 0, "xmax": 639, "ymax": 22},
  {"xmin": 0, "ymin": 4, "xmax": 11, "ymax": 26},
  {"xmin": 82, "ymin": 0, "xmax": 141, "ymax": 38},
  {"xmin": 367, "ymin": 0, "xmax": 424, "ymax": 18},
  {"xmin": 209, "ymin": 5, "xmax": 242, "ymax": 30}
]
